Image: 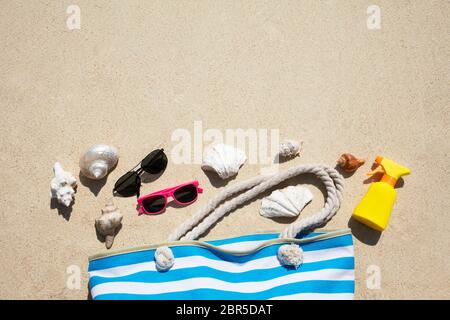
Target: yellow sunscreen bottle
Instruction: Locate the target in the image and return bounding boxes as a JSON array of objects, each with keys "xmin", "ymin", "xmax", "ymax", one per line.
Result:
[{"xmin": 353, "ymin": 156, "xmax": 410, "ymax": 231}]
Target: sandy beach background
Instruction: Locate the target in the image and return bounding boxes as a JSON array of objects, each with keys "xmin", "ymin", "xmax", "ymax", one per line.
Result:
[{"xmin": 0, "ymin": 1, "xmax": 449, "ymax": 299}]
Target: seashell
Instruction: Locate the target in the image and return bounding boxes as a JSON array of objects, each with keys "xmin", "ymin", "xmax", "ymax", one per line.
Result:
[
  {"xmin": 95, "ymin": 199, "xmax": 123, "ymax": 249},
  {"xmin": 279, "ymin": 140, "xmax": 302, "ymax": 158},
  {"xmin": 337, "ymin": 153, "xmax": 365, "ymax": 172},
  {"xmin": 79, "ymin": 144, "xmax": 119, "ymax": 180},
  {"xmin": 277, "ymin": 244, "xmax": 303, "ymax": 268},
  {"xmin": 154, "ymin": 246, "xmax": 175, "ymax": 271},
  {"xmin": 260, "ymin": 186, "xmax": 313, "ymax": 218},
  {"xmin": 50, "ymin": 162, "xmax": 77, "ymax": 207},
  {"xmin": 201, "ymin": 143, "xmax": 246, "ymax": 179}
]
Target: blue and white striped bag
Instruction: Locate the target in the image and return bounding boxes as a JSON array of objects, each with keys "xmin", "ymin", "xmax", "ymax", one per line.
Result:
[
  {"xmin": 88, "ymin": 165, "xmax": 355, "ymax": 300},
  {"xmin": 89, "ymin": 230, "xmax": 354, "ymax": 300}
]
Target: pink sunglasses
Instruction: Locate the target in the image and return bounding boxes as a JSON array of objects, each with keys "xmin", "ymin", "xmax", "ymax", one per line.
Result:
[{"xmin": 137, "ymin": 181, "xmax": 203, "ymax": 215}]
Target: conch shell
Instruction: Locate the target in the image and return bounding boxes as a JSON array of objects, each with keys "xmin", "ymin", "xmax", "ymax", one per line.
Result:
[
  {"xmin": 260, "ymin": 186, "xmax": 313, "ymax": 218},
  {"xmin": 279, "ymin": 140, "xmax": 302, "ymax": 158},
  {"xmin": 201, "ymin": 143, "xmax": 246, "ymax": 179},
  {"xmin": 50, "ymin": 162, "xmax": 77, "ymax": 207},
  {"xmin": 79, "ymin": 144, "xmax": 119, "ymax": 180},
  {"xmin": 337, "ymin": 153, "xmax": 365, "ymax": 172},
  {"xmin": 95, "ymin": 199, "xmax": 123, "ymax": 249}
]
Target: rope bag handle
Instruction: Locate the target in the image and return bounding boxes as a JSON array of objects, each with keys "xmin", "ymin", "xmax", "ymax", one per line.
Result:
[{"xmin": 154, "ymin": 164, "xmax": 344, "ymax": 271}]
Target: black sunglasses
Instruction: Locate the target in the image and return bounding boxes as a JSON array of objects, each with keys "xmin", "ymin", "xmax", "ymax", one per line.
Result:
[{"xmin": 113, "ymin": 149, "xmax": 168, "ymax": 197}]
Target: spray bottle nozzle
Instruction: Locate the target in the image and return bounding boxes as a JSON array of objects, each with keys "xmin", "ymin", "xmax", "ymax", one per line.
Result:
[
  {"xmin": 367, "ymin": 165, "xmax": 385, "ymax": 177},
  {"xmin": 367, "ymin": 156, "xmax": 411, "ymax": 187}
]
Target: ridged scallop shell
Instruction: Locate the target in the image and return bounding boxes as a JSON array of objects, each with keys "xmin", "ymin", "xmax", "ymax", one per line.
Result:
[
  {"xmin": 95, "ymin": 199, "xmax": 123, "ymax": 249},
  {"xmin": 79, "ymin": 144, "xmax": 119, "ymax": 180},
  {"xmin": 260, "ymin": 186, "xmax": 313, "ymax": 218},
  {"xmin": 201, "ymin": 143, "xmax": 246, "ymax": 179}
]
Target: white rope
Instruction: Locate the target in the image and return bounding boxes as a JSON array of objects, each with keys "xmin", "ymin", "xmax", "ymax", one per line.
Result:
[{"xmin": 167, "ymin": 164, "xmax": 344, "ymax": 241}]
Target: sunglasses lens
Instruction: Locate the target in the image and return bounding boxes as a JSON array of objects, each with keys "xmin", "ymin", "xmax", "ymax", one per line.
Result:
[
  {"xmin": 141, "ymin": 149, "xmax": 168, "ymax": 174},
  {"xmin": 142, "ymin": 195, "xmax": 166, "ymax": 213},
  {"xmin": 173, "ymin": 184, "xmax": 198, "ymax": 204},
  {"xmin": 114, "ymin": 171, "xmax": 141, "ymax": 197}
]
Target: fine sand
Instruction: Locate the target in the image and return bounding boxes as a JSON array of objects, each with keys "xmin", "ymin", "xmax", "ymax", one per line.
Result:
[{"xmin": 0, "ymin": 1, "xmax": 449, "ymax": 299}]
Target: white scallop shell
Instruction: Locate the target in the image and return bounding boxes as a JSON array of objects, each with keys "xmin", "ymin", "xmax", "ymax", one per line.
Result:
[
  {"xmin": 201, "ymin": 144, "xmax": 246, "ymax": 179},
  {"xmin": 260, "ymin": 186, "xmax": 313, "ymax": 218}
]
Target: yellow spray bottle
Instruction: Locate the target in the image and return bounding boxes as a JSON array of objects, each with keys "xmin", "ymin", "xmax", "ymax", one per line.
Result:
[{"xmin": 353, "ymin": 156, "xmax": 410, "ymax": 231}]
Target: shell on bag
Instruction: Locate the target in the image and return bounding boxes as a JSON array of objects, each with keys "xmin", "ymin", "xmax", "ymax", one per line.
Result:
[
  {"xmin": 260, "ymin": 186, "xmax": 313, "ymax": 218},
  {"xmin": 50, "ymin": 162, "xmax": 77, "ymax": 207},
  {"xmin": 154, "ymin": 246, "xmax": 175, "ymax": 271},
  {"xmin": 79, "ymin": 144, "xmax": 119, "ymax": 180},
  {"xmin": 201, "ymin": 143, "xmax": 247, "ymax": 179},
  {"xmin": 277, "ymin": 244, "xmax": 303, "ymax": 268},
  {"xmin": 95, "ymin": 199, "xmax": 123, "ymax": 249}
]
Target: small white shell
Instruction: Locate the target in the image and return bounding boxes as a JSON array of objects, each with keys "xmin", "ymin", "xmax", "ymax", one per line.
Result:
[
  {"xmin": 277, "ymin": 244, "xmax": 303, "ymax": 268},
  {"xmin": 95, "ymin": 199, "xmax": 123, "ymax": 249},
  {"xmin": 201, "ymin": 143, "xmax": 246, "ymax": 179},
  {"xmin": 154, "ymin": 246, "xmax": 174, "ymax": 271},
  {"xmin": 79, "ymin": 144, "xmax": 119, "ymax": 180},
  {"xmin": 260, "ymin": 186, "xmax": 313, "ymax": 218},
  {"xmin": 50, "ymin": 162, "xmax": 77, "ymax": 207},
  {"xmin": 279, "ymin": 140, "xmax": 302, "ymax": 158}
]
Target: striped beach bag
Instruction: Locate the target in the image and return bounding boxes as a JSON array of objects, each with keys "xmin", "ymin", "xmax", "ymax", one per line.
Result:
[{"xmin": 89, "ymin": 164, "xmax": 355, "ymax": 300}]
